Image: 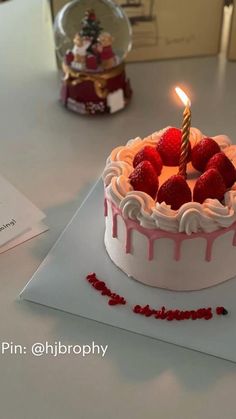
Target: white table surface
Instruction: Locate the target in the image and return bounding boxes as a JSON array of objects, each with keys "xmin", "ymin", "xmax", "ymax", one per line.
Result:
[{"xmin": 1, "ymin": 1, "xmax": 236, "ymax": 418}]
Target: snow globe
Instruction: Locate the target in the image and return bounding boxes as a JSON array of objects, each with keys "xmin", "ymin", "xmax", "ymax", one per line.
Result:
[{"xmin": 54, "ymin": 0, "xmax": 132, "ymax": 115}]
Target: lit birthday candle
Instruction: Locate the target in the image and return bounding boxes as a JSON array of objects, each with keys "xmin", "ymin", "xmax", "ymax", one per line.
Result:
[{"xmin": 175, "ymin": 87, "xmax": 191, "ymax": 178}]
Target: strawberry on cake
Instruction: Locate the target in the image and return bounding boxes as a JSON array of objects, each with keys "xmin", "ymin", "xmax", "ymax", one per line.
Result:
[{"xmin": 103, "ymin": 127, "xmax": 236, "ymax": 291}]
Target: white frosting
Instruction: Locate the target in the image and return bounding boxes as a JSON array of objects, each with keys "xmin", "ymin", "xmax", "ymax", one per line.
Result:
[
  {"xmin": 224, "ymin": 145, "xmax": 236, "ymax": 167},
  {"xmin": 225, "ymin": 189, "xmax": 236, "ymax": 211},
  {"xmin": 103, "ymin": 161, "xmax": 133, "ymax": 186},
  {"xmin": 120, "ymin": 191, "xmax": 156, "ymax": 229},
  {"xmin": 152, "ymin": 199, "xmax": 236, "ymax": 235},
  {"xmin": 103, "ymin": 127, "xmax": 236, "ymax": 235},
  {"xmin": 212, "ymin": 134, "xmax": 231, "ymax": 150},
  {"xmin": 189, "ymin": 127, "xmax": 203, "ymax": 147},
  {"xmin": 106, "ymin": 175, "xmax": 132, "ymax": 207}
]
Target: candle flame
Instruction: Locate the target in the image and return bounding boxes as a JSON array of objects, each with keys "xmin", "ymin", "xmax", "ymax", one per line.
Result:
[{"xmin": 175, "ymin": 87, "xmax": 191, "ymax": 107}]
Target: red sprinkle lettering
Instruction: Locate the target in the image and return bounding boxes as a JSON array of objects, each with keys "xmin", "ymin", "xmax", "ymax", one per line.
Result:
[
  {"xmin": 86, "ymin": 273, "xmax": 126, "ymax": 306},
  {"xmin": 86, "ymin": 273, "xmax": 228, "ymax": 320}
]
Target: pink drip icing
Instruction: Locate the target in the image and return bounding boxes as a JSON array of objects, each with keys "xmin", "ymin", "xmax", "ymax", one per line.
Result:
[
  {"xmin": 205, "ymin": 238, "xmax": 213, "ymax": 262},
  {"xmin": 111, "ymin": 205, "xmax": 118, "ymax": 238},
  {"xmin": 125, "ymin": 226, "xmax": 132, "ymax": 254},
  {"xmin": 104, "ymin": 197, "xmax": 108, "ymax": 217},
  {"xmin": 148, "ymin": 239, "xmax": 154, "ymax": 261},
  {"xmin": 104, "ymin": 196, "xmax": 236, "ymax": 262},
  {"xmin": 233, "ymin": 230, "xmax": 236, "ymax": 246}
]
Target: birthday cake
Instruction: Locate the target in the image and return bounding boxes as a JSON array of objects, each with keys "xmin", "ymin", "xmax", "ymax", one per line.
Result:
[{"xmin": 103, "ymin": 127, "xmax": 236, "ymax": 291}]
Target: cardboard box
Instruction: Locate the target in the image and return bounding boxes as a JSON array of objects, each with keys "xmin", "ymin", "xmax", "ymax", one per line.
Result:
[
  {"xmin": 228, "ymin": 3, "xmax": 236, "ymax": 59},
  {"xmin": 51, "ymin": 0, "xmax": 224, "ymax": 61}
]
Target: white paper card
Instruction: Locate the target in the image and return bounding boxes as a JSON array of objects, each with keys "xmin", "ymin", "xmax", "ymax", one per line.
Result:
[
  {"xmin": 107, "ymin": 89, "xmax": 125, "ymax": 113},
  {"xmin": 0, "ymin": 222, "xmax": 48, "ymax": 254},
  {"xmin": 0, "ymin": 175, "xmax": 46, "ymax": 246}
]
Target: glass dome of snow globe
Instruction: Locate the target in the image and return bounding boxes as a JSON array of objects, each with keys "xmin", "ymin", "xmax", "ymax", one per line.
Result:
[
  {"xmin": 54, "ymin": 0, "xmax": 132, "ymax": 71},
  {"xmin": 55, "ymin": 0, "xmax": 133, "ymax": 115}
]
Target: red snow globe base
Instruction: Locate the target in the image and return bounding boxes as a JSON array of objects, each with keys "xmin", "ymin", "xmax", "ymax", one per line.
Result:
[{"xmin": 60, "ymin": 62, "xmax": 132, "ymax": 115}]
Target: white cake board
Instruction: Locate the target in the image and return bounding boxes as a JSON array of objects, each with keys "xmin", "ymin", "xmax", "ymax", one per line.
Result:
[{"xmin": 20, "ymin": 180, "xmax": 236, "ymax": 362}]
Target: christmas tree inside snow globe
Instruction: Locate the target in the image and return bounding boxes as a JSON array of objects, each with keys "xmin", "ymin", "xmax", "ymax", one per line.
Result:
[{"xmin": 54, "ymin": 0, "xmax": 132, "ymax": 115}]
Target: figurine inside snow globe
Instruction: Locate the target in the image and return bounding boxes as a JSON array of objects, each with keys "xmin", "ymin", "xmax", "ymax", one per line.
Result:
[{"xmin": 54, "ymin": 1, "xmax": 132, "ymax": 115}]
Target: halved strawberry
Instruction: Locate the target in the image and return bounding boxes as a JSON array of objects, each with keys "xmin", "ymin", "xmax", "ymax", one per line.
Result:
[
  {"xmin": 205, "ymin": 152, "xmax": 236, "ymax": 188},
  {"xmin": 156, "ymin": 127, "xmax": 191, "ymax": 166},
  {"xmin": 129, "ymin": 161, "xmax": 159, "ymax": 199},
  {"xmin": 191, "ymin": 137, "xmax": 220, "ymax": 172},
  {"xmin": 157, "ymin": 175, "xmax": 192, "ymax": 210},
  {"xmin": 193, "ymin": 168, "xmax": 226, "ymax": 203},
  {"xmin": 133, "ymin": 146, "xmax": 163, "ymax": 176}
]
